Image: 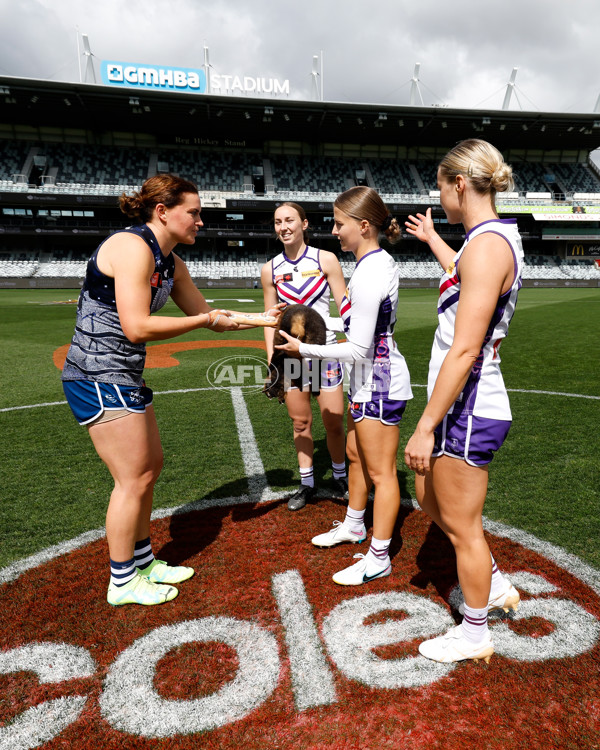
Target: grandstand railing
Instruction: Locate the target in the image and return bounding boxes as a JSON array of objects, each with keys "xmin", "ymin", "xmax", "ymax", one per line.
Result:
[
  {"xmin": 2, "ymin": 255, "xmax": 599, "ymax": 282},
  {"xmin": 2, "ymin": 179, "xmax": 600, "ymax": 208}
]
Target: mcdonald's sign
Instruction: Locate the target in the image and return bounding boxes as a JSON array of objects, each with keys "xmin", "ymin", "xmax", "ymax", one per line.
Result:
[{"xmin": 568, "ymin": 243, "xmax": 598, "ymax": 257}]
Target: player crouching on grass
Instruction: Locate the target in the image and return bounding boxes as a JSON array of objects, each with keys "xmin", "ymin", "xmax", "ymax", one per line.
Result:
[
  {"xmin": 61, "ymin": 174, "xmax": 282, "ymax": 606},
  {"xmin": 404, "ymin": 139, "xmax": 521, "ymax": 663}
]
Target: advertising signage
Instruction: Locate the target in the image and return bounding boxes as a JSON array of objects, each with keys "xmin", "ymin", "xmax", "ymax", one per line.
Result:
[
  {"xmin": 568, "ymin": 244, "xmax": 600, "ymax": 257},
  {"xmin": 101, "ymin": 61, "xmax": 206, "ymax": 93},
  {"xmin": 101, "ymin": 61, "xmax": 290, "ymax": 96}
]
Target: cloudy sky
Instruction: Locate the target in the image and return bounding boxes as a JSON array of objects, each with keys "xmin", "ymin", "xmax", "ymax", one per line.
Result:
[{"xmin": 1, "ymin": 0, "xmax": 600, "ymax": 114}]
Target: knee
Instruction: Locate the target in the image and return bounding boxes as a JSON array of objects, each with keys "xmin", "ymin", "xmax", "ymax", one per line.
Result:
[
  {"xmin": 141, "ymin": 464, "xmax": 161, "ymax": 491},
  {"xmin": 153, "ymin": 451, "xmax": 164, "ymax": 481},
  {"xmin": 369, "ymin": 469, "xmax": 398, "ymax": 487},
  {"xmin": 346, "ymin": 443, "xmax": 359, "ymax": 465},
  {"xmin": 118, "ymin": 468, "xmax": 158, "ymax": 499},
  {"xmin": 443, "ymin": 523, "xmax": 485, "ymax": 551},
  {"xmin": 143, "ymin": 448, "xmax": 164, "ymax": 488},
  {"xmin": 292, "ymin": 416, "xmax": 312, "ymax": 435}
]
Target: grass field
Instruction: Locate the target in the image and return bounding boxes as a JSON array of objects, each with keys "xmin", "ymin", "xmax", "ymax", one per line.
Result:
[{"xmin": 0, "ymin": 286, "xmax": 598, "ymax": 572}]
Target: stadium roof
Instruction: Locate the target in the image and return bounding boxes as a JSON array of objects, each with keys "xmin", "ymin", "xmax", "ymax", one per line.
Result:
[{"xmin": 1, "ymin": 75, "xmax": 600, "ymax": 154}]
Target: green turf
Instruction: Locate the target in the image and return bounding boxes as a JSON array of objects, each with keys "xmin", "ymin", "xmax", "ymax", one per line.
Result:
[{"xmin": 0, "ymin": 287, "xmax": 598, "ymax": 569}]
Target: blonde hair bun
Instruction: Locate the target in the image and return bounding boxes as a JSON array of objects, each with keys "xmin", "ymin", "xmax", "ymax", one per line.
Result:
[{"xmin": 439, "ymin": 139, "xmax": 514, "ymax": 195}]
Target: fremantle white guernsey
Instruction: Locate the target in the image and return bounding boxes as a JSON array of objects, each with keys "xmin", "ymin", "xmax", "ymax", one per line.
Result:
[{"xmin": 428, "ymin": 218, "xmax": 524, "ymax": 421}]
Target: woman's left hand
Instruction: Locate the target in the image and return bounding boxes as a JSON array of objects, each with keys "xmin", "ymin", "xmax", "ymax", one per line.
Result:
[
  {"xmin": 274, "ymin": 329, "xmax": 301, "ymax": 354},
  {"xmin": 404, "ymin": 426, "xmax": 435, "ymax": 476},
  {"xmin": 405, "ymin": 208, "xmax": 435, "ymax": 244}
]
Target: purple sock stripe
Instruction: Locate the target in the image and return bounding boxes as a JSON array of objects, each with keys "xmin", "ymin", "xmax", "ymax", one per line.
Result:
[
  {"xmin": 299, "ymin": 466, "xmax": 314, "ymax": 487},
  {"xmin": 346, "ymin": 507, "xmax": 365, "ymax": 520},
  {"xmin": 463, "ymin": 614, "xmax": 488, "ymax": 626},
  {"xmin": 369, "ymin": 547, "xmax": 389, "ymax": 559}
]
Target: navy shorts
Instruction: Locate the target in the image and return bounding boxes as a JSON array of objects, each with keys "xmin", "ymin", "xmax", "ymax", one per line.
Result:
[
  {"xmin": 433, "ymin": 411, "xmax": 511, "ymax": 466},
  {"xmin": 349, "ymin": 397, "xmax": 407, "ymax": 426},
  {"xmin": 63, "ymin": 380, "xmax": 153, "ymax": 425}
]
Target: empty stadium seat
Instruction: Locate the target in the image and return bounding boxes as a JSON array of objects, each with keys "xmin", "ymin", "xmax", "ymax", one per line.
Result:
[
  {"xmin": 1, "ymin": 252, "xmax": 599, "ymax": 282},
  {"xmin": 369, "ymin": 159, "xmax": 418, "ymax": 193}
]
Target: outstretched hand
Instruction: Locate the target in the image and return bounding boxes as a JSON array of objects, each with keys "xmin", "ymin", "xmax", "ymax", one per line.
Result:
[
  {"xmin": 273, "ymin": 329, "xmax": 301, "ymax": 354},
  {"xmin": 206, "ymin": 309, "xmax": 241, "ymax": 332},
  {"xmin": 266, "ymin": 302, "xmax": 287, "ymax": 320},
  {"xmin": 405, "ymin": 207, "xmax": 435, "ymax": 244}
]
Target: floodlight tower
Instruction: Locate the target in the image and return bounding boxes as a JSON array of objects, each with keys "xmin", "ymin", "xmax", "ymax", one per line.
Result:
[
  {"xmin": 311, "ymin": 52, "xmax": 324, "ymax": 101},
  {"xmin": 81, "ymin": 34, "xmax": 96, "ymax": 84},
  {"xmin": 203, "ymin": 45, "xmax": 211, "ymax": 93},
  {"xmin": 311, "ymin": 56, "xmax": 320, "ymax": 100},
  {"xmin": 409, "ymin": 63, "xmax": 424, "ymax": 106},
  {"xmin": 502, "ymin": 67, "xmax": 518, "ymax": 110}
]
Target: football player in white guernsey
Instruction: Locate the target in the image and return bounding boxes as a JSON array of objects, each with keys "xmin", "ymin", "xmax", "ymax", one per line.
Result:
[
  {"xmin": 262, "ymin": 202, "xmax": 349, "ymax": 510},
  {"xmin": 276, "ymin": 187, "xmax": 412, "ymax": 586},
  {"xmin": 404, "ymin": 139, "xmax": 523, "ymax": 664}
]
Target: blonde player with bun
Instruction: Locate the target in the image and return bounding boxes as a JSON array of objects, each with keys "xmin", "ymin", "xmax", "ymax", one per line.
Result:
[
  {"xmin": 276, "ymin": 186, "xmax": 413, "ymax": 586},
  {"xmin": 62, "ymin": 174, "xmax": 282, "ymax": 607},
  {"xmin": 404, "ymin": 139, "xmax": 523, "ymax": 663}
]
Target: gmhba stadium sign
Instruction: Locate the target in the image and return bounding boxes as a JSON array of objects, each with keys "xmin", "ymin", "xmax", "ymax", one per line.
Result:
[{"xmin": 101, "ymin": 60, "xmax": 290, "ymax": 96}]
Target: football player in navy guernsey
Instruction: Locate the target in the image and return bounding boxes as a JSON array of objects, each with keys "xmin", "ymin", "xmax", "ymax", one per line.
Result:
[{"xmin": 62, "ymin": 174, "xmax": 282, "ymax": 606}]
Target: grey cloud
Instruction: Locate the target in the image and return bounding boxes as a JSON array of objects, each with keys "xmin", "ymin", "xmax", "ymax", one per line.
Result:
[{"xmin": 0, "ymin": 0, "xmax": 599, "ymax": 113}]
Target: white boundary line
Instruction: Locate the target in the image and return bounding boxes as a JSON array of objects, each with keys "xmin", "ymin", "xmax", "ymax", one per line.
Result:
[
  {"xmin": 2, "ymin": 496, "xmax": 599, "ymax": 595},
  {"xmin": 2, "ymin": 383, "xmax": 599, "ymax": 413},
  {"xmin": 1, "ymin": 383, "xmax": 599, "ymax": 589},
  {"xmin": 508, "ymin": 387, "xmax": 600, "ymax": 400},
  {"xmin": 230, "ymin": 386, "xmax": 280, "ymax": 504}
]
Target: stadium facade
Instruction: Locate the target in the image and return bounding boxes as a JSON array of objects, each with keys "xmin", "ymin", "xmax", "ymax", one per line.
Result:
[{"xmin": 1, "ymin": 74, "xmax": 599, "ymax": 288}]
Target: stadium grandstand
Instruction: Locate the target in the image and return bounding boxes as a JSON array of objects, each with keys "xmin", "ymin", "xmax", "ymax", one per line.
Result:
[{"xmin": 1, "ymin": 74, "xmax": 599, "ymax": 289}]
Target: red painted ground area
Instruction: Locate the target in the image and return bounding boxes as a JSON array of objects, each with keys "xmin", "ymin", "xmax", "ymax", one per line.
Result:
[
  {"xmin": 53, "ymin": 339, "xmax": 267, "ymax": 371},
  {"xmin": 1, "ymin": 499, "xmax": 599, "ymax": 748}
]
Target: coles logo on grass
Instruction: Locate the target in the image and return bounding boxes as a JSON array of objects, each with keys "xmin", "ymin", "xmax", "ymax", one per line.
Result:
[{"xmin": 1, "ymin": 498, "xmax": 599, "ymax": 749}]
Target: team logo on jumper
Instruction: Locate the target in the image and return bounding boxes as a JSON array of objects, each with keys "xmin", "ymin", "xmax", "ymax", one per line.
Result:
[{"xmin": 207, "ymin": 355, "xmax": 272, "ymax": 393}]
